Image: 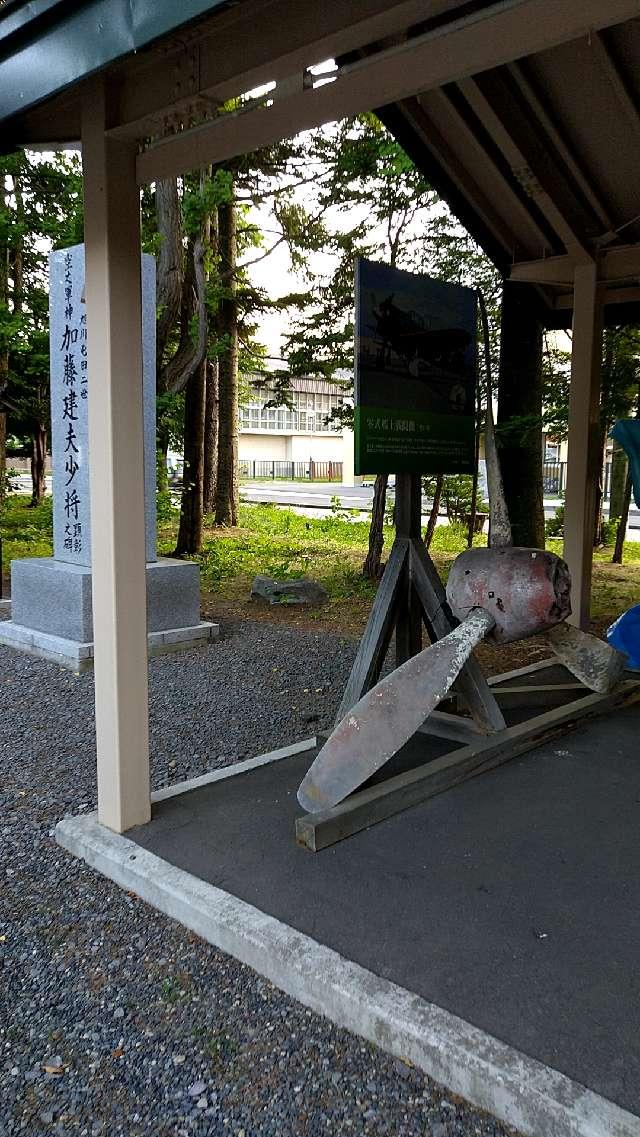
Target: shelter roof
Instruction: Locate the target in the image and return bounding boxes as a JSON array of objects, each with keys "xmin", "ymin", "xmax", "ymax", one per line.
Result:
[{"xmin": 2, "ymin": 0, "xmax": 640, "ymax": 322}]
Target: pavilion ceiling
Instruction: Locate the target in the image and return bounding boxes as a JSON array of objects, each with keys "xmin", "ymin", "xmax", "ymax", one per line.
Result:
[{"xmin": 2, "ymin": 0, "xmax": 640, "ymax": 321}]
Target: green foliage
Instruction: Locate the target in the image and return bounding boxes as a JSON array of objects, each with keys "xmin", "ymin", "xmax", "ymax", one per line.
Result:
[
  {"xmin": 599, "ymin": 516, "xmax": 619, "ymax": 546},
  {"xmin": 0, "ymin": 493, "xmax": 53, "ymax": 563},
  {"xmin": 1, "ymin": 150, "xmax": 83, "ymax": 448},
  {"xmin": 422, "ymin": 474, "xmax": 486, "ymax": 524},
  {"xmin": 545, "ymin": 504, "xmax": 565, "ymax": 538},
  {"xmin": 544, "ymin": 326, "xmax": 640, "ymax": 440}
]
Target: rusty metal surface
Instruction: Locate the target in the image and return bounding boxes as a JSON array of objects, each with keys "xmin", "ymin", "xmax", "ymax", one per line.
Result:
[
  {"xmin": 446, "ymin": 546, "xmax": 571, "ymax": 643},
  {"xmin": 297, "ymin": 607, "xmax": 495, "ymax": 813},
  {"xmin": 546, "ymin": 623, "xmax": 626, "ymax": 694}
]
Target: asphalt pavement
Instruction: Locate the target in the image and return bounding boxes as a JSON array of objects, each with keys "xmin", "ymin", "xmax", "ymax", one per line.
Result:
[{"xmin": 10, "ymin": 473, "xmax": 640, "ymax": 537}]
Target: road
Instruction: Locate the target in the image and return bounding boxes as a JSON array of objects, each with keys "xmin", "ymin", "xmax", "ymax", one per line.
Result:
[{"xmin": 10, "ymin": 474, "xmax": 640, "ymax": 538}]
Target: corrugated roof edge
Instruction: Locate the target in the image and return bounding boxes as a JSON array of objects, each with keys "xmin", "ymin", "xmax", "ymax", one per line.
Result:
[{"xmin": 0, "ymin": 0, "xmax": 228, "ymax": 125}]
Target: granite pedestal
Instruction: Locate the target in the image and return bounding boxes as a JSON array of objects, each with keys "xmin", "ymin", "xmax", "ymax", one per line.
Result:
[{"xmin": 0, "ymin": 557, "xmax": 218, "ymax": 671}]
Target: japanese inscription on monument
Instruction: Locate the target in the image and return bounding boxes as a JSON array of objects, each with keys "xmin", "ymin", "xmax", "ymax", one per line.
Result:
[{"xmin": 49, "ymin": 245, "xmax": 157, "ymax": 567}]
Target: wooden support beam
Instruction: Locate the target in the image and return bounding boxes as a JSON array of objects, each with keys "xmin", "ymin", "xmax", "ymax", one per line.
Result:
[
  {"xmin": 134, "ymin": 0, "xmax": 640, "ymax": 183},
  {"xmin": 506, "ymin": 60, "xmax": 618, "ymax": 241},
  {"xmin": 511, "ymin": 245, "xmax": 640, "ymax": 286},
  {"xmin": 590, "ymin": 30, "xmax": 640, "ymax": 145},
  {"xmin": 82, "ymin": 79, "xmax": 151, "ymax": 833},
  {"xmin": 394, "ymin": 473, "xmax": 422, "ymax": 666},
  {"xmin": 295, "ymin": 682, "xmax": 640, "ymax": 851},
  {"xmin": 109, "ymin": 0, "xmax": 442, "ymax": 139},
  {"xmin": 458, "ymin": 76, "xmax": 591, "ymax": 261},
  {"xmin": 554, "ymin": 285, "xmax": 640, "ymax": 309},
  {"xmin": 563, "ymin": 262, "xmax": 603, "ymax": 630},
  {"xmin": 335, "ymin": 538, "xmax": 408, "ymax": 723},
  {"xmin": 404, "ymin": 92, "xmax": 549, "ymax": 258}
]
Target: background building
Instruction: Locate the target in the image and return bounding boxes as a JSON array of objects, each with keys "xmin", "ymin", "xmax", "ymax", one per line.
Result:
[{"xmin": 239, "ymin": 374, "xmax": 349, "ymax": 479}]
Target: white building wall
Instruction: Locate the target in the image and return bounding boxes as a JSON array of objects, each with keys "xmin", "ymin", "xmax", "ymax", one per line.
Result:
[
  {"xmin": 239, "ymin": 431, "xmax": 344, "ymax": 463},
  {"xmin": 238, "ymin": 433, "xmax": 288, "ymax": 460},
  {"xmin": 289, "ymin": 433, "xmax": 343, "ymax": 462}
]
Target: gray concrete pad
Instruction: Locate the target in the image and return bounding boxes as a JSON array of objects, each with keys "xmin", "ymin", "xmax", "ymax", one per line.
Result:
[
  {"xmin": 0, "ymin": 617, "xmax": 218, "ymax": 671},
  {"xmin": 56, "ymin": 703, "xmax": 640, "ymax": 1137}
]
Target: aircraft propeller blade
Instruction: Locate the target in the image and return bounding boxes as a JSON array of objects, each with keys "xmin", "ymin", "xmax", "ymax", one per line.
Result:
[
  {"xmin": 545, "ymin": 622, "xmax": 625, "ymax": 694},
  {"xmin": 297, "ymin": 607, "xmax": 495, "ymax": 813}
]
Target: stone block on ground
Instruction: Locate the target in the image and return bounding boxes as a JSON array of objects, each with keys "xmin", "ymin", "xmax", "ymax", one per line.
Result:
[{"xmin": 251, "ymin": 574, "xmax": 328, "ymax": 606}]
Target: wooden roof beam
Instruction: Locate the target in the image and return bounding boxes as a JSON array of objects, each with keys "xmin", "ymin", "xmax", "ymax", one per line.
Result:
[
  {"xmin": 458, "ymin": 76, "xmax": 593, "ymax": 262},
  {"xmin": 108, "ymin": 0, "xmax": 455, "ymax": 140},
  {"xmin": 430, "ymin": 85, "xmax": 558, "ymax": 257},
  {"xmin": 506, "ymin": 60, "xmax": 619, "ymax": 242},
  {"xmin": 590, "ymin": 29, "xmax": 640, "ymax": 145},
  {"xmin": 133, "ymin": 0, "xmax": 640, "ymax": 184},
  {"xmin": 554, "ymin": 286, "xmax": 640, "ymax": 309},
  {"xmin": 511, "ymin": 244, "xmax": 640, "ymax": 285}
]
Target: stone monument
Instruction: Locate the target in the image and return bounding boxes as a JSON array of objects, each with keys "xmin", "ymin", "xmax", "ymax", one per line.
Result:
[{"xmin": 0, "ymin": 244, "xmax": 218, "ymax": 670}]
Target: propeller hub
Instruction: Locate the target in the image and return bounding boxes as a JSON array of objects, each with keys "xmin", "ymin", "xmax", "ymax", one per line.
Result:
[{"xmin": 446, "ymin": 547, "xmax": 571, "ymax": 643}]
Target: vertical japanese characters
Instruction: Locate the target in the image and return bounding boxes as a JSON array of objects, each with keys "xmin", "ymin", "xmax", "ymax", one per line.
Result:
[
  {"xmin": 50, "ymin": 246, "xmax": 92, "ymax": 566},
  {"xmin": 60, "ymin": 249, "xmax": 88, "ymax": 557},
  {"xmin": 49, "ymin": 245, "xmax": 157, "ymax": 568}
]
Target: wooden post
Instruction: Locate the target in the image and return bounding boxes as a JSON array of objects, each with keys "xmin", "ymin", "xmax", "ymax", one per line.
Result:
[
  {"xmin": 563, "ymin": 262, "xmax": 603, "ymax": 629},
  {"xmin": 82, "ymin": 79, "xmax": 151, "ymax": 832},
  {"xmin": 394, "ymin": 472, "xmax": 422, "ymax": 664}
]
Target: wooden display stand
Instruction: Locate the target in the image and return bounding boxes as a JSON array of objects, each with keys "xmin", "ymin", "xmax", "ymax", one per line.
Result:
[{"xmin": 296, "ymin": 473, "xmax": 640, "ymax": 852}]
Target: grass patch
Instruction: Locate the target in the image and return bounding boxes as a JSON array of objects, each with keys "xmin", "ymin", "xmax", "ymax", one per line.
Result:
[
  {"xmin": 4, "ymin": 495, "xmax": 639, "ymax": 633},
  {"xmin": 0, "ymin": 494, "xmax": 53, "ymax": 564}
]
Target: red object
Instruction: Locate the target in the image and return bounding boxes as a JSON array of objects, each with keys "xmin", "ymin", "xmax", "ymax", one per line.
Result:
[{"xmin": 446, "ymin": 547, "xmax": 571, "ymax": 644}]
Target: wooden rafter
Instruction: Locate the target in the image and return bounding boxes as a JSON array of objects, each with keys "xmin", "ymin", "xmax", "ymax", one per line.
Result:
[
  {"xmin": 506, "ymin": 60, "xmax": 619, "ymax": 242},
  {"xmin": 413, "ymin": 89, "xmax": 552, "ymax": 258},
  {"xmin": 511, "ymin": 244, "xmax": 640, "ymax": 285},
  {"xmin": 590, "ymin": 29, "xmax": 640, "ymax": 144},
  {"xmin": 390, "ymin": 96, "xmax": 522, "ymax": 259},
  {"xmin": 458, "ymin": 75, "xmax": 593, "ymax": 261},
  {"xmin": 133, "ymin": 0, "xmax": 640, "ymax": 184}
]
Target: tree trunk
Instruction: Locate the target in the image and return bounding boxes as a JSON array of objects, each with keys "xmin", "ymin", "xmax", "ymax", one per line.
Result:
[
  {"xmin": 203, "ymin": 359, "xmax": 219, "ymax": 514},
  {"xmin": 0, "ymin": 194, "xmax": 8, "ymax": 505},
  {"xmin": 425, "ymin": 473, "xmax": 443, "ymax": 549},
  {"xmin": 0, "ymin": 411, "xmax": 6, "ymax": 504},
  {"xmin": 157, "ymin": 425, "xmax": 170, "ymax": 494},
  {"xmin": 215, "ymin": 195, "xmax": 239, "ymax": 527},
  {"xmin": 155, "ymin": 178, "xmax": 184, "ymax": 377},
  {"xmin": 174, "ymin": 359, "xmax": 206, "ymax": 555},
  {"xmin": 30, "ymin": 423, "xmax": 46, "ymax": 507},
  {"xmin": 609, "ymin": 440, "xmax": 628, "ymax": 521},
  {"xmin": 362, "ymin": 473, "xmax": 388, "ymax": 578},
  {"xmin": 612, "ymin": 470, "xmax": 632, "ymax": 565},
  {"xmin": 593, "ymin": 422, "xmax": 608, "ymax": 546},
  {"xmin": 497, "ymin": 282, "xmax": 545, "ymax": 547}
]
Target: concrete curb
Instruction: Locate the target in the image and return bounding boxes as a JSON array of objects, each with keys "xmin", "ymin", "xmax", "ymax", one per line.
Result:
[
  {"xmin": 0, "ymin": 619, "xmax": 219, "ymax": 671},
  {"xmin": 151, "ymin": 737, "xmax": 317, "ymax": 803},
  {"xmin": 55, "ymin": 812, "xmax": 639, "ymax": 1137}
]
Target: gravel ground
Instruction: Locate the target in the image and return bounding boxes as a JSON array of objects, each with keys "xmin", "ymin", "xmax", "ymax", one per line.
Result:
[{"xmin": 1, "ymin": 617, "xmax": 514, "ymax": 1137}]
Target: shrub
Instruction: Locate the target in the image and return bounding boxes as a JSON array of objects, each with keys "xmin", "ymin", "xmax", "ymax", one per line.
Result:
[{"xmin": 545, "ymin": 504, "xmax": 564, "ymax": 538}]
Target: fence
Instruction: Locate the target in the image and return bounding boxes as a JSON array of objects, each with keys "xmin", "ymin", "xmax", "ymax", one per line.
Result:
[
  {"xmin": 542, "ymin": 462, "xmax": 566, "ymax": 495},
  {"xmin": 239, "ymin": 459, "xmax": 343, "ymax": 481},
  {"xmin": 543, "ymin": 461, "xmax": 614, "ymax": 499}
]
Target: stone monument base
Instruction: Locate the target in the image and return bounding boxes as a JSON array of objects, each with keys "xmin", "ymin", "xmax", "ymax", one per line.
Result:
[{"xmin": 0, "ymin": 557, "xmax": 219, "ymax": 672}]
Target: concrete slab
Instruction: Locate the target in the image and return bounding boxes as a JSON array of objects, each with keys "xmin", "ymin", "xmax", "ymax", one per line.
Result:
[
  {"xmin": 0, "ymin": 617, "xmax": 219, "ymax": 671},
  {"xmin": 56, "ymin": 700, "xmax": 640, "ymax": 1137}
]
